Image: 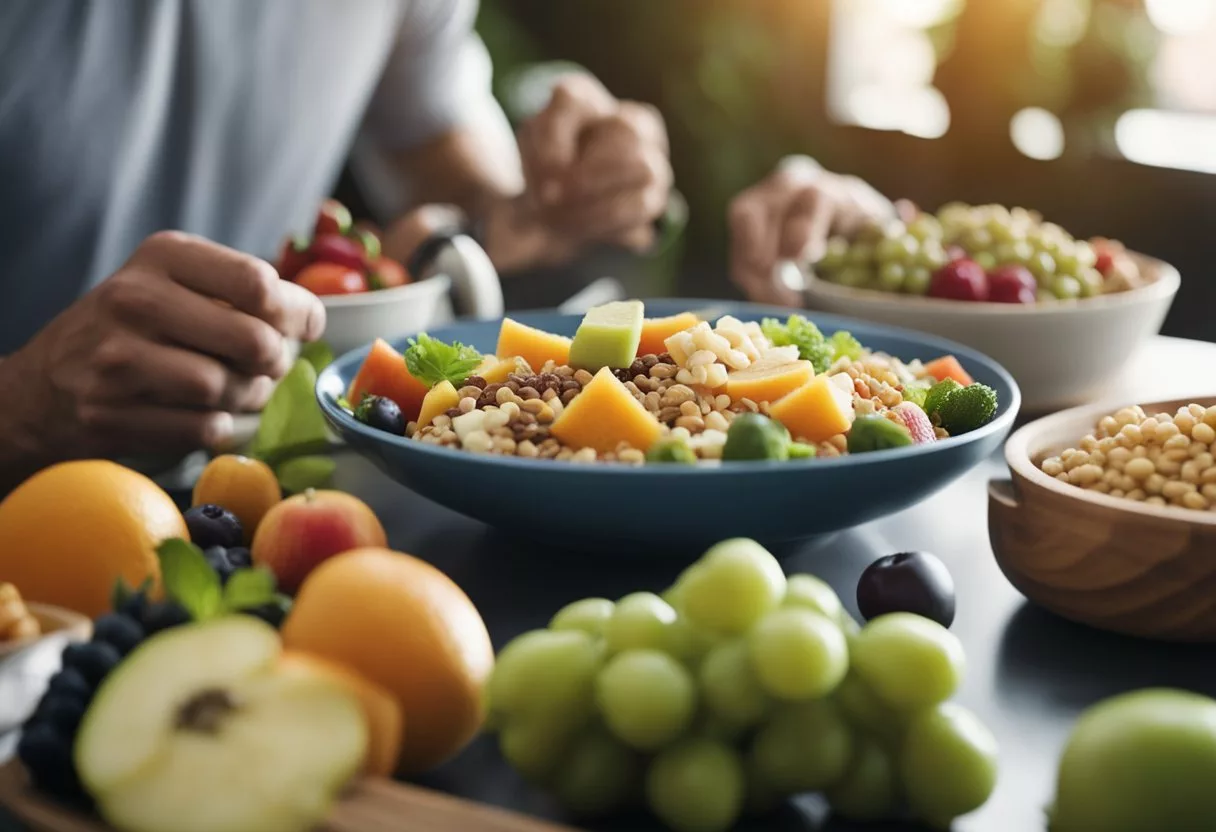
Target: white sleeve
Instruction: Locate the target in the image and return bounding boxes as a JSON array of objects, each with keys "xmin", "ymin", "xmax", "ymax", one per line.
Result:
[{"xmin": 361, "ymin": 0, "xmax": 503, "ymax": 151}]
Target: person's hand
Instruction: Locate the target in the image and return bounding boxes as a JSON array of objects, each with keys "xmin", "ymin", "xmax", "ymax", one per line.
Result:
[
  {"xmin": 501, "ymin": 74, "xmax": 672, "ymax": 269},
  {"xmin": 728, "ymin": 157, "xmax": 898, "ymax": 307},
  {"xmin": 0, "ymin": 231, "xmax": 326, "ymax": 474}
]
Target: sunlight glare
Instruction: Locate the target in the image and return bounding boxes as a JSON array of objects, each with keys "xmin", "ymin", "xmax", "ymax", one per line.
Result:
[
  {"xmin": 1010, "ymin": 108, "xmax": 1065, "ymax": 161},
  {"xmin": 1115, "ymin": 108, "xmax": 1216, "ymax": 175},
  {"xmin": 1145, "ymin": 0, "xmax": 1216, "ymax": 35}
]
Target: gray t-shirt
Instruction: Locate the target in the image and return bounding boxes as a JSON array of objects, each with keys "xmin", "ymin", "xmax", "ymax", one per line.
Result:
[{"xmin": 0, "ymin": 0, "xmax": 497, "ymax": 353}]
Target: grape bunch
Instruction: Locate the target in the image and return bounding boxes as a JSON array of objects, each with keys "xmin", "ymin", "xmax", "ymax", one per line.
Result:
[
  {"xmin": 816, "ymin": 202, "xmax": 1133, "ymax": 304},
  {"xmin": 484, "ymin": 539, "xmax": 998, "ymax": 832},
  {"xmin": 17, "ymin": 589, "xmax": 190, "ymax": 806}
]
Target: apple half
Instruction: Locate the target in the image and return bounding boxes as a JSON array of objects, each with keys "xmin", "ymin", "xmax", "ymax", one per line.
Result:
[{"xmin": 75, "ymin": 617, "xmax": 367, "ymax": 832}]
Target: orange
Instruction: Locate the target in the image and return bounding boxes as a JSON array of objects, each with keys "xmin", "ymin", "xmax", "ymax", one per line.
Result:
[
  {"xmin": 0, "ymin": 461, "xmax": 187, "ymax": 618},
  {"xmin": 282, "ymin": 547, "xmax": 494, "ymax": 774},
  {"xmin": 192, "ymin": 455, "xmax": 281, "ymax": 544},
  {"xmin": 278, "ymin": 650, "xmax": 404, "ymax": 777}
]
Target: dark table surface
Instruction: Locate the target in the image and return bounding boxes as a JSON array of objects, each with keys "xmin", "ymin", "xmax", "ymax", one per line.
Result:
[{"xmin": 3, "ymin": 336, "xmax": 1216, "ymax": 832}]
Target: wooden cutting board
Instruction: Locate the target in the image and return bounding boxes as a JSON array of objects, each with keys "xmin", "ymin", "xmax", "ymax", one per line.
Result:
[{"xmin": 0, "ymin": 761, "xmax": 578, "ymax": 832}]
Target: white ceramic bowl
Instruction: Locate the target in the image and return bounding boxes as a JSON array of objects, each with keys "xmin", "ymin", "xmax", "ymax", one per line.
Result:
[{"xmin": 804, "ymin": 252, "xmax": 1181, "ymax": 413}]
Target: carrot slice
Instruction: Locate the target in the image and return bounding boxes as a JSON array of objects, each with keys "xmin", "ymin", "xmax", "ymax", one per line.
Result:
[
  {"xmin": 347, "ymin": 339, "xmax": 430, "ymax": 421},
  {"xmin": 922, "ymin": 355, "xmax": 974, "ymax": 386}
]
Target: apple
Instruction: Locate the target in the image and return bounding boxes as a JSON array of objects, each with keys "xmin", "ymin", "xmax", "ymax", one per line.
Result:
[
  {"xmin": 252, "ymin": 490, "xmax": 387, "ymax": 592},
  {"xmin": 75, "ymin": 617, "xmax": 367, "ymax": 832},
  {"xmin": 1050, "ymin": 689, "xmax": 1216, "ymax": 832}
]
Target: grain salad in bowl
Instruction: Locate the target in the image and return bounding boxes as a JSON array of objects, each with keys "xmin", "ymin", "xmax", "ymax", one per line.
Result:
[{"xmin": 335, "ymin": 301, "xmax": 1002, "ymax": 466}]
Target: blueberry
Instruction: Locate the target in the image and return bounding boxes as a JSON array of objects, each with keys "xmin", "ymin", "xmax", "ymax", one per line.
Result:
[
  {"xmin": 62, "ymin": 641, "xmax": 122, "ymax": 687},
  {"xmin": 226, "ymin": 546, "xmax": 252, "ymax": 570},
  {"xmin": 355, "ymin": 395, "xmax": 405, "ymax": 434},
  {"xmin": 857, "ymin": 551, "xmax": 956, "ymax": 628},
  {"xmin": 243, "ymin": 597, "xmax": 292, "ymax": 629},
  {"xmin": 142, "ymin": 600, "xmax": 192, "ymax": 634},
  {"xmin": 116, "ymin": 590, "xmax": 149, "ymax": 622},
  {"xmin": 203, "ymin": 545, "xmax": 236, "ymax": 585},
  {"xmin": 34, "ymin": 695, "xmax": 88, "ymax": 735},
  {"xmin": 92, "ymin": 613, "xmax": 145, "ymax": 655},
  {"xmin": 184, "ymin": 503, "xmax": 244, "ymax": 549},
  {"xmin": 46, "ymin": 668, "xmax": 92, "ymax": 702},
  {"xmin": 18, "ymin": 722, "xmax": 73, "ymax": 779}
]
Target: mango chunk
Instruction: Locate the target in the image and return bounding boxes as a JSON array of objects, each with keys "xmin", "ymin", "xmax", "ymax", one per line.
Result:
[
  {"xmin": 348, "ymin": 338, "xmax": 429, "ymax": 421},
  {"xmin": 569, "ymin": 300, "xmax": 645, "ymax": 371},
  {"xmin": 476, "ymin": 355, "xmax": 533, "ymax": 385},
  {"xmin": 496, "ymin": 318, "xmax": 572, "ymax": 371},
  {"xmin": 769, "ymin": 375, "xmax": 856, "ymax": 444},
  {"xmin": 637, "ymin": 312, "xmax": 700, "ymax": 358},
  {"xmin": 725, "ymin": 356, "xmax": 815, "ymax": 404},
  {"xmin": 417, "ymin": 381, "xmax": 460, "ymax": 429},
  {"xmin": 550, "ymin": 367, "xmax": 663, "ymax": 454}
]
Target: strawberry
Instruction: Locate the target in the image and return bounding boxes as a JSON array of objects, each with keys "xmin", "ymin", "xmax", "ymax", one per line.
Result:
[
  {"xmin": 309, "ymin": 233, "xmax": 367, "ymax": 272},
  {"xmin": 275, "ymin": 235, "xmax": 312, "ymax": 281}
]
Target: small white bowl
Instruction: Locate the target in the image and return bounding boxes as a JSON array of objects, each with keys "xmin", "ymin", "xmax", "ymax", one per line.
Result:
[{"xmin": 803, "ymin": 252, "xmax": 1180, "ymax": 413}]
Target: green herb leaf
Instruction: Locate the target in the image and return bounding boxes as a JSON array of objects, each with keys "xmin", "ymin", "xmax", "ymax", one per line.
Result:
[
  {"xmin": 156, "ymin": 539, "xmax": 223, "ymax": 622},
  {"xmin": 276, "ymin": 455, "xmax": 337, "ymax": 493},
  {"xmin": 404, "ymin": 333, "xmax": 483, "ymax": 388},
  {"xmin": 336, "ymin": 395, "xmax": 354, "ymax": 412},
  {"xmin": 222, "ymin": 567, "xmax": 279, "ymax": 612},
  {"xmin": 253, "ymin": 358, "xmax": 329, "ymax": 461}
]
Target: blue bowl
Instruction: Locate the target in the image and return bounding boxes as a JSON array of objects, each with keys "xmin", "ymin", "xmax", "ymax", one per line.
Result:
[{"xmin": 317, "ymin": 299, "xmax": 1021, "ymax": 551}]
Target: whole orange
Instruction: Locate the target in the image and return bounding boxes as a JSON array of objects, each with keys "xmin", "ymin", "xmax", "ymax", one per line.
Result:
[
  {"xmin": 192, "ymin": 455, "xmax": 281, "ymax": 543},
  {"xmin": 281, "ymin": 548, "xmax": 494, "ymax": 774},
  {"xmin": 278, "ymin": 650, "xmax": 404, "ymax": 777},
  {"xmin": 0, "ymin": 461, "xmax": 187, "ymax": 618}
]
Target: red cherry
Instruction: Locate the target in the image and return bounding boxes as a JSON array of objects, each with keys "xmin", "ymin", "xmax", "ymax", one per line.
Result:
[
  {"xmin": 1094, "ymin": 250, "xmax": 1115, "ymax": 277},
  {"xmin": 987, "ymin": 265, "xmax": 1038, "ymax": 304},
  {"xmin": 308, "ymin": 233, "xmax": 367, "ymax": 272},
  {"xmin": 314, "ymin": 198, "xmax": 352, "ymax": 238},
  {"xmin": 929, "ymin": 259, "xmax": 990, "ymax": 302}
]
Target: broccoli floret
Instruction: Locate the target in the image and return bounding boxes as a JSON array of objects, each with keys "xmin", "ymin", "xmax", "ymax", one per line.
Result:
[
  {"xmin": 830, "ymin": 330, "xmax": 864, "ymax": 363},
  {"xmin": 846, "ymin": 415, "xmax": 914, "ymax": 454},
  {"xmin": 923, "ymin": 378, "xmax": 964, "ymax": 420},
  {"xmin": 646, "ymin": 437, "xmax": 698, "ymax": 465},
  {"xmin": 722, "ymin": 413, "xmax": 792, "ymax": 461},
  {"xmin": 935, "ymin": 383, "xmax": 999, "ymax": 435},
  {"xmin": 761, "ymin": 315, "xmax": 835, "ymax": 373}
]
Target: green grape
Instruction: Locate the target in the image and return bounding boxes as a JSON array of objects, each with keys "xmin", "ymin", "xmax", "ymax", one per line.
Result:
[
  {"xmin": 826, "ymin": 737, "xmax": 900, "ymax": 821},
  {"xmin": 1073, "ymin": 239, "xmax": 1098, "ymax": 268},
  {"xmin": 818, "ymin": 237, "xmax": 850, "ymax": 272},
  {"xmin": 833, "ymin": 672, "xmax": 905, "ymax": 747},
  {"xmin": 647, "ymin": 739, "xmax": 746, "ymax": 832},
  {"xmin": 553, "ymin": 726, "xmax": 642, "ymax": 818},
  {"xmin": 604, "ymin": 592, "xmax": 677, "ymax": 653},
  {"xmin": 916, "ymin": 239, "xmax": 948, "ymax": 271},
  {"xmin": 749, "ymin": 608, "xmax": 848, "ymax": 701},
  {"xmin": 973, "ymin": 251, "xmax": 997, "ymax": 272},
  {"xmin": 834, "ymin": 266, "xmax": 873, "ymax": 288},
  {"xmin": 781, "ymin": 573, "xmax": 844, "ymax": 622},
  {"xmin": 596, "ymin": 649, "xmax": 697, "ymax": 751},
  {"xmin": 663, "ymin": 615, "xmax": 719, "ymax": 666},
  {"xmin": 961, "ymin": 227, "xmax": 993, "ymax": 251},
  {"xmin": 488, "ymin": 629, "xmax": 602, "ymax": 728},
  {"xmin": 877, "ymin": 262, "xmax": 906, "ymax": 292},
  {"xmin": 850, "ymin": 613, "xmax": 965, "ymax": 711},
  {"xmin": 905, "ymin": 266, "xmax": 933, "ymax": 295},
  {"xmin": 1051, "ymin": 274, "xmax": 1082, "ymax": 300},
  {"xmin": 1078, "ymin": 267, "xmax": 1103, "ymax": 297},
  {"xmin": 907, "ymin": 214, "xmax": 942, "ymax": 241},
  {"xmin": 750, "ymin": 699, "xmax": 854, "ymax": 794},
  {"xmin": 500, "ymin": 718, "xmax": 578, "ymax": 784},
  {"xmin": 699, "ymin": 639, "xmax": 769, "ymax": 730},
  {"xmin": 847, "ymin": 242, "xmax": 876, "ymax": 266},
  {"xmin": 680, "ymin": 539, "xmax": 785, "ymax": 636},
  {"xmin": 992, "ymin": 242, "xmax": 1021, "ymax": 267},
  {"xmin": 1029, "ymin": 250, "xmax": 1057, "ymax": 284},
  {"xmin": 551, "ymin": 597, "xmax": 614, "ymax": 636},
  {"xmin": 900, "ymin": 703, "xmax": 999, "ymax": 827}
]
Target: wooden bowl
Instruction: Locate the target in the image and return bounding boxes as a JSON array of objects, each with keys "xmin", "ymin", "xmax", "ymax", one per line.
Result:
[
  {"xmin": 0, "ymin": 604, "xmax": 91, "ymax": 661},
  {"xmin": 990, "ymin": 396, "xmax": 1216, "ymax": 641}
]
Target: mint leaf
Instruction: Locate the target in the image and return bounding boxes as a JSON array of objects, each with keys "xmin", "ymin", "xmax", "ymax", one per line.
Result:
[
  {"xmin": 276, "ymin": 455, "xmax": 336, "ymax": 493},
  {"xmin": 222, "ymin": 568, "xmax": 279, "ymax": 612},
  {"xmin": 404, "ymin": 333, "xmax": 482, "ymax": 388},
  {"xmin": 156, "ymin": 539, "xmax": 222, "ymax": 622}
]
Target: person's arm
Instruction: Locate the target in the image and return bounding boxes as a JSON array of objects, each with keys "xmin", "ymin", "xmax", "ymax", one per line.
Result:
[{"xmin": 360, "ymin": 1, "xmax": 671, "ymax": 274}]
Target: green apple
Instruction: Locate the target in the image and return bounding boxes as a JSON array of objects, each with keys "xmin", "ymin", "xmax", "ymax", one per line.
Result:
[
  {"xmin": 75, "ymin": 617, "xmax": 367, "ymax": 832},
  {"xmin": 1050, "ymin": 688, "xmax": 1216, "ymax": 832}
]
